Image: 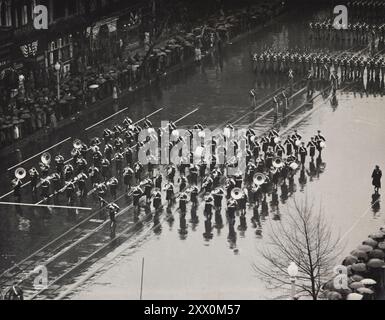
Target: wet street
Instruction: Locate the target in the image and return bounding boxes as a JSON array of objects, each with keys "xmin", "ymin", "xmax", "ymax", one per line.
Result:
[{"xmin": 1, "ymin": 5, "xmax": 385, "ymax": 300}]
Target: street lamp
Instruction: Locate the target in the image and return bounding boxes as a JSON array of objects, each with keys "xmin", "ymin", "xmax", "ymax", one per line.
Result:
[
  {"xmin": 287, "ymin": 261, "xmax": 298, "ymax": 300},
  {"xmin": 55, "ymin": 62, "xmax": 61, "ymax": 100}
]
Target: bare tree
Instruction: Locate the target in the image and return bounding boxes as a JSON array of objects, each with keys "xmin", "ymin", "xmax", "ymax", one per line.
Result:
[{"xmin": 253, "ymin": 198, "xmax": 342, "ymax": 300}]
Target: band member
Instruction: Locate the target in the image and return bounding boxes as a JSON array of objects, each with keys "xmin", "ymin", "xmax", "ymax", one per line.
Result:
[
  {"xmin": 227, "ymin": 198, "xmax": 237, "ymax": 224},
  {"xmin": 76, "ymin": 156, "xmax": 88, "ymax": 173},
  {"xmin": 274, "ymin": 141, "xmax": 285, "ymax": 158},
  {"xmin": 152, "ymin": 190, "xmax": 162, "ymax": 211},
  {"xmin": 114, "ymin": 152, "xmax": 124, "ymax": 177},
  {"xmin": 284, "ymin": 135, "xmax": 294, "ymax": 156},
  {"xmin": 104, "ymin": 143, "xmax": 114, "ymax": 162},
  {"xmin": 101, "ymin": 158, "xmax": 111, "ymax": 180},
  {"xmin": 63, "ymin": 164, "xmax": 74, "ymax": 181},
  {"xmin": 179, "ymin": 192, "xmax": 188, "ymax": 212},
  {"xmin": 29, "ymin": 167, "xmax": 39, "ymax": 194},
  {"xmin": 134, "ymin": 161, "xmax": 144, "ymax": 182},
  {"xmin": 212, "ymin": 188, "xmax": 224, "ymax": 211},
  {"xmin": 54, "ymin": 154, "xmax": 65, "ymax": 174},
  {"xmin": 178, "ymin": 175, "xmax": 188, "ymax": 193},
  {"xmin": 307, "ymin": 137, "xmax": 317, "ymax": 160},
  {"xmin": 106, "ymin": 203, "xmax": 119, "ymax": 236},
  {"xmin": 40, "ymin": 177, "xmax": 51, "ymax": 200},
  {"xmin": 299, "ymin": 142, "xmax": 308, "ymax": 165},
  {"xmin": 143, "ymin": 178, "xmax": 153, "ymax": 204},
  {"xmin": 314, "ymin": 130, "xmax": 326, "ymax": 154},
  {"xmin": 77, "ymin": 172, "xmax": 88, "ymax": 198},
  {"xmin": 204, "ymin": 195, "xmax": 214, "ymax": 221},
  {"xmin": 372, "ymin": 165, "xmax": 382, "ymax": 193},
  {"xmin": 89, "ymin": 166, "xmax": 100, "ymax": 185},
  {"xmin": 190, "ymin": 186, "xmax": 199, "ymax": 207},
  {"xmin": 12, "ymin": 177, "xmax": 23, "ymax": 202},
  {"xmin": 132, "ymin": 186, "xmax": 143, "ymax": 212},
  {"xmin": 167, "ymin": 164, "xmax": 176, "ymax": 184},
  {"xmin": 189, "ymin": 164, "xmax": 198, "ymax": 185},
  {"xmin": 123, "ymin": 166, "xmax": 134, "ymax": 191},
  {"xmin": 237, "ymin": 191, "xmax": 248, "ymax": 215},
  {"xmin": 165, "ymin": 182, "xmax": 174, "ymax": 207},
  {"xmin": 108, "ymin": 176, "xmax": 119, "ymax": 199},
  {"xmin": 154, "ymin": 173, "xmax": 163, "ymax": 189}
]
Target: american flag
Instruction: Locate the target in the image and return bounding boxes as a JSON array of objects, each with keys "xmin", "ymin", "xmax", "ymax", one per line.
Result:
[{"xmin": 20, "ymin": 40, "xmax": 39, "ymax": 58}]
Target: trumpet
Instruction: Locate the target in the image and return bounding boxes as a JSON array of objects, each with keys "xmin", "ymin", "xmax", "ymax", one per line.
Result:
[
  {"xmin": 41, "ymin": 152, "xmax": 51, "ymax": 166},
  {"xmin": 253, "ymin": 173, "xmax": 266, "ymax": 186},
  {"xmin": 15, "ymin": 167, "xmax": 26, "ymax": 180}
]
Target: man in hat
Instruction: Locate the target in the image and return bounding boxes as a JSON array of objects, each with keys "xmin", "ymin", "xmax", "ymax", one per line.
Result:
[{"xmin": 371, "ymin": 165, "xmax": 382, "ymax": 193}]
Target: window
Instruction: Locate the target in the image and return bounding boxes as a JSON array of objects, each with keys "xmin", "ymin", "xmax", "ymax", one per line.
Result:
[
  {"xmin": 21, "ymin": 4, "xmax": 28, "ymax": 25},
  {"xmin": 0, "ymin": 1, "xmax": 6, "ymax": 26},
  {"xmin": 68, "ymin": 0, "xmax": 77, "ymax": 15}
]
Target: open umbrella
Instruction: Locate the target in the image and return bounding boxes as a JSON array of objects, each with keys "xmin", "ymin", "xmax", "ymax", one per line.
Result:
[
  {"xmin": 366, "ymin": 258, "xmax": 385, "ymax": 269},
  {"xmin": 363, "ymin": 238, "xmax": 378, "ymax": 248},
  {"xmin": 350, "ymin": 250, "xmax": 368, "ymax": 260},
  {"xmin": 357, "ymin": 244, "xmax": 373, "ymax": 253},
  {"xmin": 351, "ymin": 274, "xmax": 364, "ymax": 282},
  {"xmin": 326, "ymin": 291, "xmax": 342, "ymax": 300},
  {"xmin": 360, "ymin": 278, "xmax": 377, "ymax": 286},
  {"xmin": 347, "ymin": 293, "xmax": 363, "ymax": 300},
  {"xmin": 357, "ymin": 287, "xmax": 374, "ymax": 295},
  {"xmin": 369, "ymin": 231, "xmax": 385, "ymax": 240},
  {"xmin": 351, "ymin": 263, "xmax": 367, "ymax": 272},
  {"xmin": 342, "ymin": 255, "xmax": 358, "ymax": 266},
  {"xmin": 368, "ymin": 249, "xmax": 385, "ymax": 259},
  {"xmin": 349, "ymin": 282, "xmax": 365, "ymax": 290}
]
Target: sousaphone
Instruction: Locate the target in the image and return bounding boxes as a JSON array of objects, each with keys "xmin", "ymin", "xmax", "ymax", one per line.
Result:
[
  {"xmin": 41, "ymin": 152, "xmax": 51, "ymax": 165},
  {"xmin": 15, "ymin": 167, "xmax": 26, "ymax": 180},
  {"xmin": 253, "ymin": 173, "xmax": 266, "ymax": 186},
  {"xmin": 231, "ymin": 187, "xmax": 243, "ymax": 200},
  {"xmin": 272, "ymin": 157, "xmax": 284, "ymax": 168},
  {"xmin": 73, "ymin": 139, "xmax": 83, "ymax": 149}
]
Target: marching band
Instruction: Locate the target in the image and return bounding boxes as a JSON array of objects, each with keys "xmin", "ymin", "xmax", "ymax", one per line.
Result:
[{"xmin": 11, "ymin": 111, "xmax": 327, "ymax": 237}]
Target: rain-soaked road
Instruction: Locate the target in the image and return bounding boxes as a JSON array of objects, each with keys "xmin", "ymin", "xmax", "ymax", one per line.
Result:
[{"xmin": 1, "ymin": 5, "xmax": 385, "ymax": 299}]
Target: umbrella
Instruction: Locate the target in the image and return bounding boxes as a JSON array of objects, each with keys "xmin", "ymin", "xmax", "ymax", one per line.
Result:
[
  {"xmin": 363, "ymin": 238, "xmax": 378, "ymax": 248},
  {"xmin": 349, "ymin": 281, "xmax": 365, "ymax": 290},
  {"xmin": 357, "ymin": 244, "xmax": 373, "ymax": 253},
  {"xmin": 347, "ymin": 293, "xmax": 363, "ymax": 300},
  {"xmin": 326, "ymin": 291, "xmax": 342, "ymax": 300},
  {"xmin": 366, "ymin": 258, "xmax": 385, "ymax": 268},
  {"xmin": 350, "ymin": 250, "xmax": 368, "ymax": 260},
  {"xmin": 368, "ymin": 249, "xmax": 385, "ymax": 259},
  {"xmin": 360, "ymin": 278, "xmax": 377, "ymax": 286},
  {"xmin": 351, "ymin": 275, "xmax": 364, "ymax": 282},
  {"xmin": 351, "ymin": 263, "xmax": 367, "ymax": 272},
  {"xmin": 342, "ymin": 255, "xmax": 358, "ymax": 266},
  {"xmin": 357, "ymin": 287, "xmax": 374, "ymax": 295},
  {"xmin": 369, "ymin": 231, "xmax": 385, "ymax": 240}
]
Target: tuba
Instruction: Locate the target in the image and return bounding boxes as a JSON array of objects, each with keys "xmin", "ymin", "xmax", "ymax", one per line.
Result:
[
  {"xmin": 253, "ymin": 173, "xmax": 266, "ymax": 186},
  {"xmin": 15, "ymin": 167, "xmax": 26, "ymax": 180},
  {"xmin": 41, "ymin": 152, "xmax": 51, "ymax": 166},
  {"xmin": 231, "ymin": 187, "xmax": 244, "ymax": 200},
  {"xmin": 73, "ymin": 139, "xmax": 83, "ymax": 149},
  {"xmin": 272, "ymin": 157, "xmax": 284, "ymax": 168}
]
